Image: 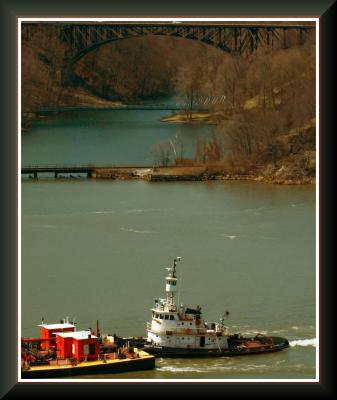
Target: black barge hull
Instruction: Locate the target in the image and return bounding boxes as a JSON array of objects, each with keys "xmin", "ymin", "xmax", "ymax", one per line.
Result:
[{"xmin": 21, "ymin": 355, "xmax": 155, "ymax": 379}]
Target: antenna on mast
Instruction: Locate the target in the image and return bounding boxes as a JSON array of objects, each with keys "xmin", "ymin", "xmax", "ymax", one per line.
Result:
[
  {"xmin": 164, "ymin": 257, "xmax": 182, "ymax": 306},
  {"xmin": 173, "ymin": 257, "xmax": 182, "ymax": 307},
  {"xmin": 172, "ymin": 256, "xmax": 181, "ymax": 278}
]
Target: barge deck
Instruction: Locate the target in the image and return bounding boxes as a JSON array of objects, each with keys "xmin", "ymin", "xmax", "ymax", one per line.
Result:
[{"xmin": 21, "ymin": 349, "xmax": 155, "ymax": 378}]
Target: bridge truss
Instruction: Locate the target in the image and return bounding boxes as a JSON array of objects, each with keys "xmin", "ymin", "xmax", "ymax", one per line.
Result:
[{"xmin": 22, "ymin": 22, "xmax": 315, "ymax": 62}]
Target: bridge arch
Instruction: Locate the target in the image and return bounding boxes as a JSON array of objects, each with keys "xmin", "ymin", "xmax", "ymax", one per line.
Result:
[
  {"xmin": 57, "ymin": 23, "xmax": 314, "ymax": 64},
  {"xmin": 72, "ymin": 35, "xmax": 231, "ymax": 64}
]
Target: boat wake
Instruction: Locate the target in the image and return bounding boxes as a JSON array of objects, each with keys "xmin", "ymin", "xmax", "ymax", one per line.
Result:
[
  {"xmin": 92, "ymin": 210, "xmax": 115, "ymax": 214},
  {"xmin": 289, "ymin": 338, "xmax": 316, "ymax": 347},
  {"xmin": 126, "ymin": 208, "xmax": 174, "ymax": 214},
  {"xmin": 221, "ymin": 234, "xmax": 237, "ymax": 240},
  {"xmin": 158, "ymin": 363, "xmax": 270, "ymax": 374},
  {"xmin": 120, "ymin": 227, "xmax": 154, "ymax": 234},
  {"xmin": 126, "ymin": 208, "xmax": 154, "ymax": 214}
]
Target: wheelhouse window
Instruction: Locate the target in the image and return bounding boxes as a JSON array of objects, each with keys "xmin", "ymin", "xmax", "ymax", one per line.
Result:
[{"xmin": 169, "ymin": 315, "xmax": 175, "ymax": 320}]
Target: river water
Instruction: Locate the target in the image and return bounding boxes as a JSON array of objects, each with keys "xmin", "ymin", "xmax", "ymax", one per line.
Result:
[
  {"xmin": 21, "ymin": 109, "xmax": 317, "ymax": 381},
  {"xmin": 22, "ymin": 109, "xmax": 210, "ymax": 166}
]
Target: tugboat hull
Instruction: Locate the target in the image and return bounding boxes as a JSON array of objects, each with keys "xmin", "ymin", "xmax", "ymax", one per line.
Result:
[{"xmin": 144, "ymin": 336, "xmax": 289, "ymax": 358}]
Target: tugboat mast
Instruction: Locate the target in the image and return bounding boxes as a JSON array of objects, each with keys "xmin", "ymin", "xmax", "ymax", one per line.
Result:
[{"xmin": 165, "ymin": 257, "xmax": 181, "ymax": 307}]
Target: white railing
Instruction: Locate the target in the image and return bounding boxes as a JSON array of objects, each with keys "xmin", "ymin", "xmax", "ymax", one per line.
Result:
[{"xmin": 147, "ymin": 326, "xmax": 220, "ymax": 336}]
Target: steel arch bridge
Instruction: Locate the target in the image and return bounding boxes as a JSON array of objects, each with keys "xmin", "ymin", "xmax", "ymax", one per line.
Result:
[{"xmin": 22, "ymin": 22, "xmax": 315, "ymax": 63}]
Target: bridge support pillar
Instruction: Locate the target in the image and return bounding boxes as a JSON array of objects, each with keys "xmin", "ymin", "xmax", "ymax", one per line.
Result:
[
  {"xmin": 34, "ymin": 171, "xmax": 38, "ymax": 179},
  {"xmin": 55, "ymin": 172, "xmax": 58, "ymax": 179}
]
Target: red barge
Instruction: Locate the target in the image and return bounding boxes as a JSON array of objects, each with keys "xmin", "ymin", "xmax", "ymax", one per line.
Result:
[{"xmin": 21, "ymin": 318, "xmax": 154, "ymax": 378}]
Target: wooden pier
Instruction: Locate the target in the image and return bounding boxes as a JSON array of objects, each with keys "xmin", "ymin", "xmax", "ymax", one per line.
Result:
[
  {"xmin": 21, "ymin": 164, "xmax": 96, "ymax": 179},
  {"xmin": 21, "ymin": 164, "xmax": 155, "ymax": 179}
]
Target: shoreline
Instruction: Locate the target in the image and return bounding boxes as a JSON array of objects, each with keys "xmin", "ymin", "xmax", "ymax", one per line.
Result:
[
  {"xmin": 90, "ymin": 166, "xmax": 315, "ymax": 185},
  {"xmin": 161, "ymin": 110, "xmax": 226, "ymax": 124},
  {"xmin": 22, "ymin": 106, "xmax": 315, "ymax": 185},
  {"xmin": 21, "ymin": 91, "xmax": 125, "ymax": 131}
]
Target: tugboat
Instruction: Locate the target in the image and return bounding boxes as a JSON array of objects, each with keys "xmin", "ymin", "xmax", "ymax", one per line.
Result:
[{"xmin": 144, "ymin": 257, "xmax": 289, "ymax": 357}]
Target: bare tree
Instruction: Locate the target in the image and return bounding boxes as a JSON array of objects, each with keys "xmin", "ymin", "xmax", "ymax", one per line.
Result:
[{"xmin": 151, "ymin": 140, "xmax": 174, "ymax": 167}]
